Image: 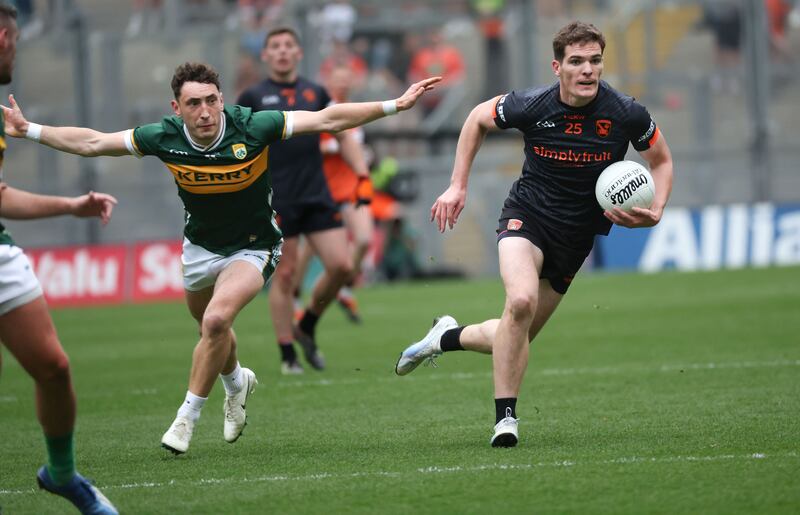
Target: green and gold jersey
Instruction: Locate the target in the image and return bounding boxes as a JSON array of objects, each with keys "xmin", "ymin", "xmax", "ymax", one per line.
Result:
[
  {"xmin": 0, "ymin": 111, "xmax": 16, "ymax": 246},
  {"xmin": 127, "ymin": 105, "xmax": 288, "ymax": 255}
]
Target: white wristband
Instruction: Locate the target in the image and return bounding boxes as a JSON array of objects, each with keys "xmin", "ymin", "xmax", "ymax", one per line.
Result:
[
  {"xmin": 381, "ymin": 100, "xmax": 398, "ymax": 116},
  {"xmin": 25, "ymin": 123, "xmax": 42, "ymax": 142}
]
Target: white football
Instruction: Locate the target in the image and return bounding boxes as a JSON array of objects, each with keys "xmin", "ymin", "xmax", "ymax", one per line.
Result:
[{"xmin": 595, "ymin": 160, "xmax": 655, "ymax": 212}]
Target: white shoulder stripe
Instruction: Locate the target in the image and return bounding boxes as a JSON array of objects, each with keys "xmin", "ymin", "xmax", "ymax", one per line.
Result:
[
  {"xmin": 123, "ymin": 129, "xmax": 143, "ymax": 158},
  {"xmin": 284, "ymin": 112, "xmax": 294, "ymax": 140}
]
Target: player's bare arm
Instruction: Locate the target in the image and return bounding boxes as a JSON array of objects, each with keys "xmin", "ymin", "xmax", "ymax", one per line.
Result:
[
  {"xmin": 2, "ymin": 94, "xmax": 130, "ymax": 157},
  {"xmin": 336, "ymin": 130, "xmax": 374, "ymax": 205},
  {"xmin": 431, "ymin": 96, "xmax": 501, "ymax": 233},
  {"xmin": 0, "ymin": 186, "xmax": 117, "ymax": 225},
  {"xmin": 336, "ymin": 130, "xmax": 369, "ymax": 178},
  {"xmin": 605, "ymin": 134, "xmax": 674, "ymax": 228},
  {"xmin": 291, "ymin": 77, "xmax": 441, "ymax": 135}
]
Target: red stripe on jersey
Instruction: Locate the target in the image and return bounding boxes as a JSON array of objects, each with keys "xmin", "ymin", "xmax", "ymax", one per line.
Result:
[
  {"xmin": 648, "ymin": 127, "xmax": 660, "ymax": 147},
  {"xmin": 492, "ymin": 96, "xmax": 501, "ymax": 119}
]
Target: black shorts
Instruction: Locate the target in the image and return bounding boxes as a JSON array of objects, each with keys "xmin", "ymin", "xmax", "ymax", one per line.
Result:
[
  {"xmin": 275, "ymin": 202, "xmax": 343, "ymax": 238},
  {"xmin": 497, "ymin": 207, "xmax": 595, "ymax": 294}
]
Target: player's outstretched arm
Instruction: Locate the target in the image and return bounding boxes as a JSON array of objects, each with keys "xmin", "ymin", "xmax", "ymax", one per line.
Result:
[
  {"xmin": 291, "ymin": 77, "xmax": 442, "ymax": 136},
  {"xmin": 0, "ymin": 186, "xmax": 117, "ymax": 225},
  {"xmin": 605, "ymin": 134, "xmax": 673, "ymax": 228},
  {"xmin": 431, "ymin": 96, "xmax": 499, "ymax": 233},
  {"xmin": 2, "ymin": 95, "xmax": 130, "ymax": 157}
]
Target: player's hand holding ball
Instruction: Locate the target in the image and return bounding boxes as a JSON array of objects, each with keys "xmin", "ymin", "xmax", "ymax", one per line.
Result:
[{"xmin": 596, "ymin": 160, "xmax": 661, "ymax": 228}]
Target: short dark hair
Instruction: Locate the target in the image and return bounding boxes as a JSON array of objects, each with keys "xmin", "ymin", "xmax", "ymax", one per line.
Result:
[
  {"xmin": 552, "ymin": 21, "xmax": 606, "ymax": 62},
  {"xmin": 0, "ymin": 3, "xmax": 18, "ymax": 26},
  {"xmin": 170, "ymin": 62, "xmax": 221, "ymax": 99},
  {"xmin": 263, "ymin": 26, "xmax": 301, "ymax": 48}
]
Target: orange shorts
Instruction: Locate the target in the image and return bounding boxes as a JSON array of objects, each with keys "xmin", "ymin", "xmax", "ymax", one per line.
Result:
[{"xmin": 323, "ymin": 154, "xmax": 358, "ymax": 204}]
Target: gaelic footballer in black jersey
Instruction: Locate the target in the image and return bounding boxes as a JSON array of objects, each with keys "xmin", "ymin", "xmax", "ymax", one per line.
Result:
[
  {"xmin": 404, "ymin": 20, "xmax": 674, "ymax": 450},
  {"xmin": 237, "ymin": 77, "xmax": 342, "ymax": 237},
  {"xmin": 493, "ymin": 80, "xmax": 660, "ymax": 237},
  {"xmin": 493, "ymin": 81, "xmax": 660, "ymax": 293}
]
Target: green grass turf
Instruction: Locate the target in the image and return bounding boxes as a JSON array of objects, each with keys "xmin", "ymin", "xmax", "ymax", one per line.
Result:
[{"xmin": 1, "ymin": 266, "xmax": 799, "ymax": 514}]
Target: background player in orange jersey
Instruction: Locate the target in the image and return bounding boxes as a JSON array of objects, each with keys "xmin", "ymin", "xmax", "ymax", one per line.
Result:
[
  {"xmin": 237, "ymin": 27, "xmax": 373, "ymax": 373},
  {"xmin": 293, "ymin": 64, "xmax": 375, "ymax": 324}
]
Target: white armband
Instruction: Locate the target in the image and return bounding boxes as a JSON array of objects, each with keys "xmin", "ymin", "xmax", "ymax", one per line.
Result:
[
  {"xmin": 123, "ymin": 129, "xmax": 143, "ymax": 158},
  {"xmin": 283, "ymin": 112, "xmax": 294, "ymax": 139},
  {"xmin": 25, "ymin": 123, "xmax": 42, "ymax": 142},
  {"xmin": 381, "ymin": 100, "xmax": 398, "ymax": 116}
]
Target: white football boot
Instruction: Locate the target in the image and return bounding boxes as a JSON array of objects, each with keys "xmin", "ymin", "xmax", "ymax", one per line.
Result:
[
  {"xmin": 223, "ymin": 367, "xmax": 258, "ymax": 443},
  {"xmin": 490, "ymin": 416, "xmax": 519, "ymax": 448},
  {"xmin": 395, "ymin": 316, "xmax": 458, "ymax": 376},
  {"xmin": 281, "ymin": 360, "xmax": 304, "ymax": 375},
  {"xmin": 161, "ymin": 416, "xmax": 195, "ymax": 454}
]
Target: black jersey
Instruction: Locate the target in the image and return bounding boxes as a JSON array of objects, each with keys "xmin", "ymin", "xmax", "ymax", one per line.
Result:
[
  {"xmin": 493, "ymin": 81, "xmax": 660, "ymax": 235},
  {"xmin": 237, "ymin": 77, "xmax": 334, "ymax": 212}
]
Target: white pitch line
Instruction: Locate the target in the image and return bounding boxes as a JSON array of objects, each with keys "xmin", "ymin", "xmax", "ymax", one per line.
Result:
[
  {"xmin": 658, "ymin": 360, "xmax": 800, "ymax": 372},
  {"xmin": 0, "ymin": 452, "xmax": 796, "ymax": 496},
  {"xmin": 278, "ymin": 378, "xmax": 365, "ymax": 388},
  {"xmin": 0, "ymin": 360, "xmax": 795, "ymax": 404},
  {"xmin": 274, "ymin": 359, "xmax": 800, "ymax": 388},
  {"xmin": 416, "ymin": 452, "xmax": 795, "ymax": 474},
  {"xmin": 539, "ymin": 359, "xmax": 800, "ymax": 377}
]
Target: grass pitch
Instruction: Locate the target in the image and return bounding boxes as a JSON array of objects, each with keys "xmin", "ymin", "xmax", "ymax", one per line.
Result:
[{"xmin": 1, "ymin": 266, "xmax": 799, "ymax": 514}]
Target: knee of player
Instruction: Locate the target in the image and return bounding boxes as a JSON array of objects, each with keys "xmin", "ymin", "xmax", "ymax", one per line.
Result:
[
  {"xmin": 36, "ymin": 347, "xmax": 72, "ymax": 385},
  {"xmin": 274, "ymin": 265, "xmax": 297, "ymax": 288},
  {"xmin": 505, "ymin": 293, "xmax": 537, "ymax": 321},
  {"xmin": 201, "ymin": 312, "xmax": 232, "ymax": 339},
  {"xmin": 353, "ymin": 235, "xmax": 371, "ymax": 253},
  {"xmin": 327, "ymin": 258, "xmax": 353, "ymax": 279}
]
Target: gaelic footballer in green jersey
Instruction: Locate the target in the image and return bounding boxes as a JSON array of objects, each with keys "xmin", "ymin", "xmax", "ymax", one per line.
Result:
[
  {"xmin": 1, "ymin": 60, "xmax": 442, "ymax": 455},
  {"xmin": 125, "ymin": 105, "xmax": 288, "ymax": 256},
  {"xmin": 0, "ymin": 6, "xmax": 119, "ymax": 509},
  {"xmin": 0, "ymin": 110, "xmax": 14, "ymax": 246}
]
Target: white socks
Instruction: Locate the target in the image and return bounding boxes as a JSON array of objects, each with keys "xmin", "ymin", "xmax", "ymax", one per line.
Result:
[
  {"xmin": 174, "ymin": 363, "xmax": 243, "ymax": 422},
  {"xmin": 220, "ymin": 363, "xmax": 243, "ymax": 395},
  {"xmin": 177, "ymin": 391, "xmax": 207, "ymax": 422}
]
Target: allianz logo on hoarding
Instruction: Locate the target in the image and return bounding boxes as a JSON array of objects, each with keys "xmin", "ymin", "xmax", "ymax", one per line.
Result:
[{"xmin": 639, "ymin": 203, "xmax": 800, "ymax": 271}]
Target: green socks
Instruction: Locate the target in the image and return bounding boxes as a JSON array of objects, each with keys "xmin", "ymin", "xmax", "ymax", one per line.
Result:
[{"xmin": 44, "ymin": 432, "xmax": 76, "ymax": 485}]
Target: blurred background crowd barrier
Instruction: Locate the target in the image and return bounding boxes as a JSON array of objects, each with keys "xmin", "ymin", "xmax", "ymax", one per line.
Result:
[{"xmin": 3, "ymin": 0, "xmax": 799, "ymax": 285}]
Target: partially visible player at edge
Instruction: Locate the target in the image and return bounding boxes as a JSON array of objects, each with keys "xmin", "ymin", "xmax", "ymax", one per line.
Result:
[
  {"xmin": 395, "ymin": 21, "xmax": 673, "ymax": 447},
  {"xmin": 3, "ymin": 61, "xmax": 441, "ymax": 455},
  {"xmin": 0, "ymin": 4, "xmax": 119, "ymax": 513},
  {"xmin": 298, "ymin": 63, "xmax": 375, "ymax": 325},
  {"xmin": 237, "ymin": 27, "xmax": 373, "ymax": 374}
]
